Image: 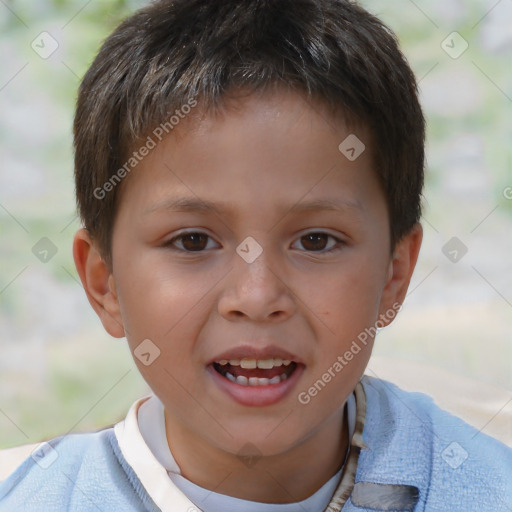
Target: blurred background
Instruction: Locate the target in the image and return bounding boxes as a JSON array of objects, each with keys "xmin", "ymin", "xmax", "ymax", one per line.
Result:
[{"xmin": 0, "ymin": 0, "xmax": 511, "ymax": 449}]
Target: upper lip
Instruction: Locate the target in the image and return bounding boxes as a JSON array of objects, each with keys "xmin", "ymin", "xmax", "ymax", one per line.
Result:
[{"xmin": 208, "ymin": 344, "xmax": 304, "ymax": 365}]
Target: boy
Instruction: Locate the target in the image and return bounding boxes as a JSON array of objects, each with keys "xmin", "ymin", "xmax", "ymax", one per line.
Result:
[{"xmin": 1, "ymin": 0, "xmax": 511, "ymax": 510}]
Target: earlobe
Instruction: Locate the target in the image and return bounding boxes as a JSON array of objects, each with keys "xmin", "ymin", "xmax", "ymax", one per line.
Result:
[
  {"xmin": 73, "ymin": 228, "xmax": 125, "ymax": 338},
  {"xmin": 378, "ymin": 223, "xmax": 423, "ymax": 325}
]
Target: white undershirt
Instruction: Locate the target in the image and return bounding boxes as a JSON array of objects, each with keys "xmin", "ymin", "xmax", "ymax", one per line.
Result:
[{"xmin": 136, "ymin": 394, "xmax": 356, "ymax": 512}]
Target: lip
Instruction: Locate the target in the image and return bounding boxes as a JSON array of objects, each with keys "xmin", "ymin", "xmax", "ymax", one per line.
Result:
[
  {"xmin": 207, "ymin": 344, "xmax": 304, "ymax": 366},
  {"xmin": 207, "ymin": 362, "xmax": 305, "ymax": 407}
]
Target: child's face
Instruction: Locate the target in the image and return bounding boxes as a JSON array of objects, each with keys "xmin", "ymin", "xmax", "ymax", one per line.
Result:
[{"xmin": 82, "ymin": 90, "xmax": 419, "ymax": 459}]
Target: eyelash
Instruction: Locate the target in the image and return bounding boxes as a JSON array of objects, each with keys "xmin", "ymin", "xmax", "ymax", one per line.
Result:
[{"xmin": 166, "ymin": 231, "xmax": 346, "ymax": 254}]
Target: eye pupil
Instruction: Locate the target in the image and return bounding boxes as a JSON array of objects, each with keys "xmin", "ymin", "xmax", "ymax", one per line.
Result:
[
  {"xmin": 302, "ymin": 233, "xmax": 328, "ymax": 251},
  {"xmin": 182, "ymin": 233, "xmax": 208, "ymax": 251}
]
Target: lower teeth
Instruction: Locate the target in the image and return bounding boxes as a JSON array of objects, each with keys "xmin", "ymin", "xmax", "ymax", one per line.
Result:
[{"xmin": 225, "ymin": 372, "xmax": 287, "ymax": 386}]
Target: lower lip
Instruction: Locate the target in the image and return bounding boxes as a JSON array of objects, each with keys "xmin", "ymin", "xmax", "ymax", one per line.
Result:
[{"xmin": 207, "ymin": 364, "xmax": 305, "ymax": 407}]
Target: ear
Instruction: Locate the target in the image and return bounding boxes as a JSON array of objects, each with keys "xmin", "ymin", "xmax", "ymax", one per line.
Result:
[
  {"xmin": 377, "ymin": 223, "xmax": 423, "ymax": 327},
  {"xmin": 73, "ymin": 228, "xmax": 125, "ymax": 338}
]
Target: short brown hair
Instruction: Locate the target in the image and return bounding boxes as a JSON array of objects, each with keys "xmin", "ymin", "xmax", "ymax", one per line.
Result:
[{"xmin": 74, "ymin": 0, "xmax": 425, "ymax": 265}]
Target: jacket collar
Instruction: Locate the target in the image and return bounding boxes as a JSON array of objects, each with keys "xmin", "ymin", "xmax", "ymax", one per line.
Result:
[{"xmin": 343, "ymin": 376, "xmax": 431, "ymax": 511}]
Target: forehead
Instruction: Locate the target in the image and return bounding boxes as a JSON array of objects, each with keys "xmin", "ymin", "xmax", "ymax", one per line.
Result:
[
  {"xmin": 179, "ymin": 88, "xmax": 366, "ymax": 158},
  {"xmin": 117, "ymin": 89, "xmax": 380, "ymax": 222}
]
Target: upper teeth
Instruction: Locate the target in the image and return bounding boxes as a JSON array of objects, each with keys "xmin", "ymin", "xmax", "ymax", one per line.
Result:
[{"xmin": 217, "ymin": 358, "xmax": 292, "ymax": 368}]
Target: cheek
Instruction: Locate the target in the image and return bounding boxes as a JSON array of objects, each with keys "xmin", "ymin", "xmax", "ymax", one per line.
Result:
[
  {"xmin": 114, "ymin": 255, "xmax": 213, "ymax": 344},
  {"xmin": 307, "ymin": 264, "xmax": 385, "ymax": 340},
  {"xmin": 117, "ymin": 266, "xmax": 210, "ymax": 397}
]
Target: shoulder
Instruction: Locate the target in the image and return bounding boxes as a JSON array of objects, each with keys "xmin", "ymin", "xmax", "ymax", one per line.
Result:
[
  {"xmin": 357, "ymin": 376, "xmax": 512, "ymax": 511},
  {"xmin": 0, "ymin": 430, "xmax": 113, "ymax": 481},
  {"xmin": 0, "ymin": 443, "xmax": 39, "ymax": 482},
  {"xmin": 0, "ymin": 428, "xmax": 157, "ymax": 512}
]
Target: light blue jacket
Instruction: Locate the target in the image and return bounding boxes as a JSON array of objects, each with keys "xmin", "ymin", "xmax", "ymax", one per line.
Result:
[{"xmin": 1, "ymin": 376, "xmax": 511, "ymax": 511}]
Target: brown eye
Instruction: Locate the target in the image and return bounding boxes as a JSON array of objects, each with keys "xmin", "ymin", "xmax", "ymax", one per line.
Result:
[
  {"xmin": 169, "ymin": 232, "xmax": 216, "ymax": 252},
  {"xmin": 181, "ymin": 233, "xmax": 208, "ymax": 251},
  {"xmin": 292, "ymin": 232, "xmax": 344, "ymax": 253},
  {"xmin": 301, "ymin": 233, "xmax": 329, "ymax": 251}
]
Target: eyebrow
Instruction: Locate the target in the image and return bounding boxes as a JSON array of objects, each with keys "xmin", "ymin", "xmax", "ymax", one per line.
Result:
[{"xmin": 143, "ymin": 196, "xmax": 363, "ymax": 216}]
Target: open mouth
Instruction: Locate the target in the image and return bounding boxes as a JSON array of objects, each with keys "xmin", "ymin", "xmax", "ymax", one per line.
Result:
[{"xmin": 212, "ymin": 358, "xmax": 298, "ymax": 387}]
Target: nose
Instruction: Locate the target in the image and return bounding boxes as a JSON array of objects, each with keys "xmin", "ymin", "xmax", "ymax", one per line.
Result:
[{"xmin": 217, "ymin": 248, "xmax": 296, "ymax": 323}]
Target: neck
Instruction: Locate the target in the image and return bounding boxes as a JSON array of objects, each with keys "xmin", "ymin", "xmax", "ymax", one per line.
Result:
[{"xmin": 164, "ymin": 407, "xmax": 348, "ymax": 504}]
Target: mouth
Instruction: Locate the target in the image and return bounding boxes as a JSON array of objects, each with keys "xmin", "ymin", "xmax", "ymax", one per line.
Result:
[
  {"xmin": 212, "ymin": 358, "xmax": 298, "ymax": 386},
  {"xmin": 207, "ymin": 352, "xmax": 305, "ymax": 407}
]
